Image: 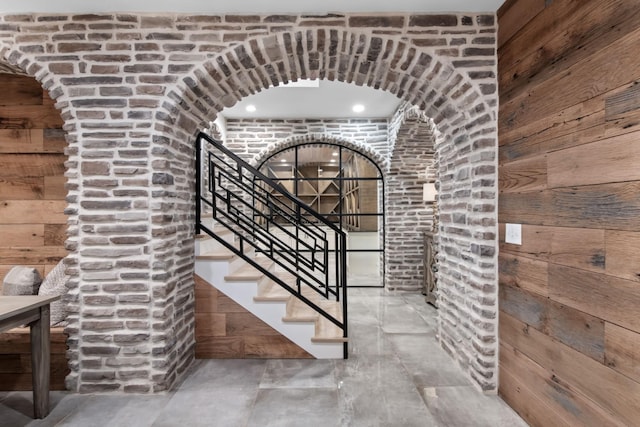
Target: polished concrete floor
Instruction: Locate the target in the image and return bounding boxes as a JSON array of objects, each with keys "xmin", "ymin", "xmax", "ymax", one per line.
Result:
[{"xmin": 0, "ymin": 288, "xmax": 527, "ymax": 427}]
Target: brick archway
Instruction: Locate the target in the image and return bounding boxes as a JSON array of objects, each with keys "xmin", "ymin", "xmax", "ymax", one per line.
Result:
[
  {"xmin": 0, "ymin": 13, "xmax": 497, "ymax": 393},
  {"xmin": 386, "ymin": 104, "xmax": 439, "ymax": 291},
  {"xmin": 166, "ymin": 29, "xmax": 498, "ymax": 391}
]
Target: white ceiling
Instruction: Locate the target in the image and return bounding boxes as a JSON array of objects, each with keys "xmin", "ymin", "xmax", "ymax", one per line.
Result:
[
  {"xmin": 2, "ymin": 0, "xmax": 503, "ymax": 14},
  {"xmin": 222, "ymin": 80, "xmax": 403, "ymax": 120},
  {"xmin": 2, "ymin": 0, "xmax": 503, "ymax": 120}
]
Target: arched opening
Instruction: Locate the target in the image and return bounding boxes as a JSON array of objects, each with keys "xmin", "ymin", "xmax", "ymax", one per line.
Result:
[
  {"xmin": 256, "ymin": 141, "xmax": 386, "ymax": 287},
  {"xmin": 0, "ymin": 14, "xmax": 499, "ymax": 394},
  {"xmin": 0, "ymin": 65, "xmax": 70, "ymax": 391},
  {"xmin": 167, "ymin": 28, "xmax": 498, "ymax": 390}
]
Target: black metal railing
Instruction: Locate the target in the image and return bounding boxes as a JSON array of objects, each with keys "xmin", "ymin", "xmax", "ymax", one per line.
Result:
[{"xmin": 195, "ymin": 132, "xmax": 348, "ymax": 357}]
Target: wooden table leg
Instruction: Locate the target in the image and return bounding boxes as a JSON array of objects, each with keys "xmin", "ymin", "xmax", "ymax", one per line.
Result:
[{"xmin": 30, "ymin": 305, "xmax": 51, "ymax": 419}]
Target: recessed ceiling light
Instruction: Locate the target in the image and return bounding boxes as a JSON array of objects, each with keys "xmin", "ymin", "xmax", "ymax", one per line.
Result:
[
  {"xmin": 280, "ymin": 158, "xmax": 286, "ymax": 162},
  {"xmin": 332, "ymin": 152, "xmax": 338, "ymax": 156},
  {"xmin": 245, "ymin": 104, "xmax": 256, "ymax": 112},
  {"xmin": 352, "ymin": 104, "xmax": 365, "ymax": 113},
  {"xmin": 330, "ymin": 159, "xmax": 337, "ymax": 163}
]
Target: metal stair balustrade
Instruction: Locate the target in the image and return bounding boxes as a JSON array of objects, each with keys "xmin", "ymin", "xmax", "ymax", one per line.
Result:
[{"xmin": 195, "ymin": 132, "xmax": 348, "ymax": 358}]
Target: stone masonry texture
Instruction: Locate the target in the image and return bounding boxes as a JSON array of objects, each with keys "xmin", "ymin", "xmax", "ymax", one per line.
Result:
[{"xmin": 0, "ymin": 12, "xmax": 498, "ymax": 392}]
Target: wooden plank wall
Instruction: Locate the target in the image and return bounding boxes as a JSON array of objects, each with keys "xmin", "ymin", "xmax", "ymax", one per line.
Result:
[
  {"xmin": 0, "ymin": 327, "xmax": 68, "ymax": 390},
  {"xmin": 194, "ymin": 275, "xmax": 312, "ymax": 359},
  {"xmin": 498, "ymin": 0, "xmax": 640, "ymax": 426},
  {"xmin": 0, "ymin": 74, "xmax": 67, "ymax": 281},
  {"xmin": 497, "ymin": 1, "xmax": 640, "ymax": 425}
]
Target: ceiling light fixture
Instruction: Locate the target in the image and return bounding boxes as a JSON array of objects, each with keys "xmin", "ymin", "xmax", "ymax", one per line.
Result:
[
  {"xmin": 280, "ymin": 159, "xmax": 286, "ymax": 163},
  {"xmin": 245, "ymin": 104, "xmax": 256, "ymax": 112},
  {"xmin": 332, "ymin": 152, "xmax": 338, "ymax": 156},
  {"xmin": 352, "ymin": 104, "xmax": 365, "ymax": 113}
]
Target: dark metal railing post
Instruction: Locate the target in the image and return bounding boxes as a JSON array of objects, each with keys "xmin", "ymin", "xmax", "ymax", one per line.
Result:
[
  {"xmin": 195, "ymin": 135, "xmax": 202, "ymax": 235},
  {"xmin": 340, "ymin": 231, "xmax": 348, "ymax": 358}
]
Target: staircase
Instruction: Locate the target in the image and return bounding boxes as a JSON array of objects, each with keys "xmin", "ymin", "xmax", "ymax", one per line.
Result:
[{"xmin": 195, "ymin": 132, "xmax": 348, "ymax": 359}]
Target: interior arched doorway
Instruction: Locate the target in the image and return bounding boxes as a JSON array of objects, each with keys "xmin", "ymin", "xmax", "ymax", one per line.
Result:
[
  {"xmin": 0, "ymin": 66, "xmax": 70, "ymax": 391},
  {"xmin": 254, "ymin": 139, "xmax": 386, "ymax": 288},
  {"xmin": 0, "ymin": 13, "xmax": 498, "ymax": 394},
  {"xmin": 167, "ymin": 29, "xmax": 499, "ymax": 391}
]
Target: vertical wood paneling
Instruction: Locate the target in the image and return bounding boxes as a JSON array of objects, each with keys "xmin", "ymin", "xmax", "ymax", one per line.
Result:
[
  {"xmin": 498, "ymin": 1, "xmax": 640, "ymax": 425},
  {"xmin": 0, "ymin": 74, "xmax": 67, "ymax": 279}
]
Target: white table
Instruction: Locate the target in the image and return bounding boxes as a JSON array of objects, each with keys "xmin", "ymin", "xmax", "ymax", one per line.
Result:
[{"xmin": 0, "ymin": 295, "xmax": 60, "ymax": 419}]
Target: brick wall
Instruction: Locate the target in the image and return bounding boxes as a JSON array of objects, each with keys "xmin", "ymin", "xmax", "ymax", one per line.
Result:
[
  {"xmin": 224, "ymin": 118, "xmax": 390, "ymax": 166},
  {"xmin": 0, "ymin": 11, "xmax": 497, "ymax": 392}
]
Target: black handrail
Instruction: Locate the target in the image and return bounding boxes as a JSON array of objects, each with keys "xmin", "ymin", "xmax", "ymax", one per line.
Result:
[{"xmin": 195, "ymin": 132, "xmax": 348, "ymax": 358}]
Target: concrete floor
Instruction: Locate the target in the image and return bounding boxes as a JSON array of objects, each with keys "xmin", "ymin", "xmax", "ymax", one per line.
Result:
[{"xmin": 0, "ymin": 288, "xmax": 527, "ymax": 427}]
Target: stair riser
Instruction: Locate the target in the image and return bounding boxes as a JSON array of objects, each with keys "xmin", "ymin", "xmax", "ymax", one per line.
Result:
[{"xmin": 195, "ymin": 233, "xmax": 236, "ymax": 256}]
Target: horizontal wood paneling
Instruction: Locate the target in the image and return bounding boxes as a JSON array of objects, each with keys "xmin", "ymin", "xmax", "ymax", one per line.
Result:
[
  {"xmin": 500, "ymin": 312, "xmax": 640, "ymax": 426},
  {"xmin": 496, "ymin": 0, "xmax": 545, "ymax": 49},
  {"xmin": 547, "ymin": 131, "xmax": 640, "ymax": 188},
  {"xmin": 0, "ymin": 224, "xmax": 45, "ymax": 247},
  {"xmin": 499, "ymin": 0, "xmax": 640, "ymax": 106},
  {"xmin": 499, "ymin": 364, "xmax": 574, "ymax": 427},
  {"xmin": 498, "ymin": 252, "xmax": 548, "ymax": 296},
  {"xmin": 549, "ymin": 264, "xmax": 640, "ymax": 333},
  {"xmin": 0, "ymin": 74, "xmax": 44, "ymax": 106},
  {"xmin": 0, "ymin": 200, "xmax": 67, "ymax": 224},
  {"xmin": 498, "ymin": 154, "xmax": 547, "ymax": 193},
  {"xmin": 194, "ymin": 275, "xmax": 312, "ymax": 359},
  {"xmin": 0, "ymin": 176, "xmax": 44, "ymax": 199},
  {"xmin": 499, "ymin": 182, "xmax": 640, "ymax": 231},
  {"xmin": 0, "ymin": 129, "xmax": 44, "ymax": 153},
  {"xmin": 0, "ymin": 74, "xmax": 67, "ymax": 280},
  {"xmin": 0, "ymin": 327, "xmax": 68, "ymax": 391},
  {"xmin": 499, "ymin": 224, "xmax": 605, "ymax": 273},
  {"xmin": 500, "ymin": 25, "xmax": 640, "ymax": 132},
  {"xmin": 0, "ymin": 246, "xmax": 68, "ymax": 266},
  {"xmin": 500, "ymin": 79, "xmax": 640, "ymax": 163},
  {"xmin": 500, "ymin": 284, "xmax": 605, "ymax": 362},
  {"xmin": 0, "ymin": 105, "xmax": 64, "ymax": 129},
  {"xmin": 0, "ymin": 154, "xmax": 65, "ymax": 178},
  {"xmin": 500, "ymin": 342, "xmax": 621, "ymax": 427},
  {"xmin": 604, "ymin": 230, "xmax": 640, "ymax": 282},
  {"xmin": 499, "ymin": 2, "xmax": 640, "ymax": 425},
  {"xmin": 44, "ymin": 175, "xmax": 67, "ymax": 200}
]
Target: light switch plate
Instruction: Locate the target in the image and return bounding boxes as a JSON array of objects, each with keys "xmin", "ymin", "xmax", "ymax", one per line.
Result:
[{"xmin": 505, "ymin": 223, "xmax": 522, "ymax": 245}]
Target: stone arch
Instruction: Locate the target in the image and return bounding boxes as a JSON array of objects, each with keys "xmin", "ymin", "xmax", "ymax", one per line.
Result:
[
  {"xmin": 0, "ymin": 42, "xmax": 75, "ymax": 388},
  {"xmin": 385, "ymin": 104, "xmax": 439, "ymax": 291},
  {"xmin": 161, "ymin": 28, "xmax": 498, "ymax": 391}
]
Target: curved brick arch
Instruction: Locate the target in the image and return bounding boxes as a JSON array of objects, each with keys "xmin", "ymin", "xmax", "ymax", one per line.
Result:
[
  {"xmin": 0, "ymin": 12, "xmax": 498, "ymax": 395},
  {"xmin": 385, "ymin": 103, "xmax": 439, "ymax": 291},
  {"xmin": 167, "ymin": 29, "xmax": 478, "ymax": 139},
  {"xmin": 250, "ymin": 133, "xmax": 388, "ymax": 173},
  {"xmin": 165, "ymin": 28, "xmax": 498, "ymax": 392}
]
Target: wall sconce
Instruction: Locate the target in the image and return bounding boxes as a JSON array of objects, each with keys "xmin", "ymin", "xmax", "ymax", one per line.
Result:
[{"xmin": 423, "ymin": 183, "xmax": 437, "ymax": 202}]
